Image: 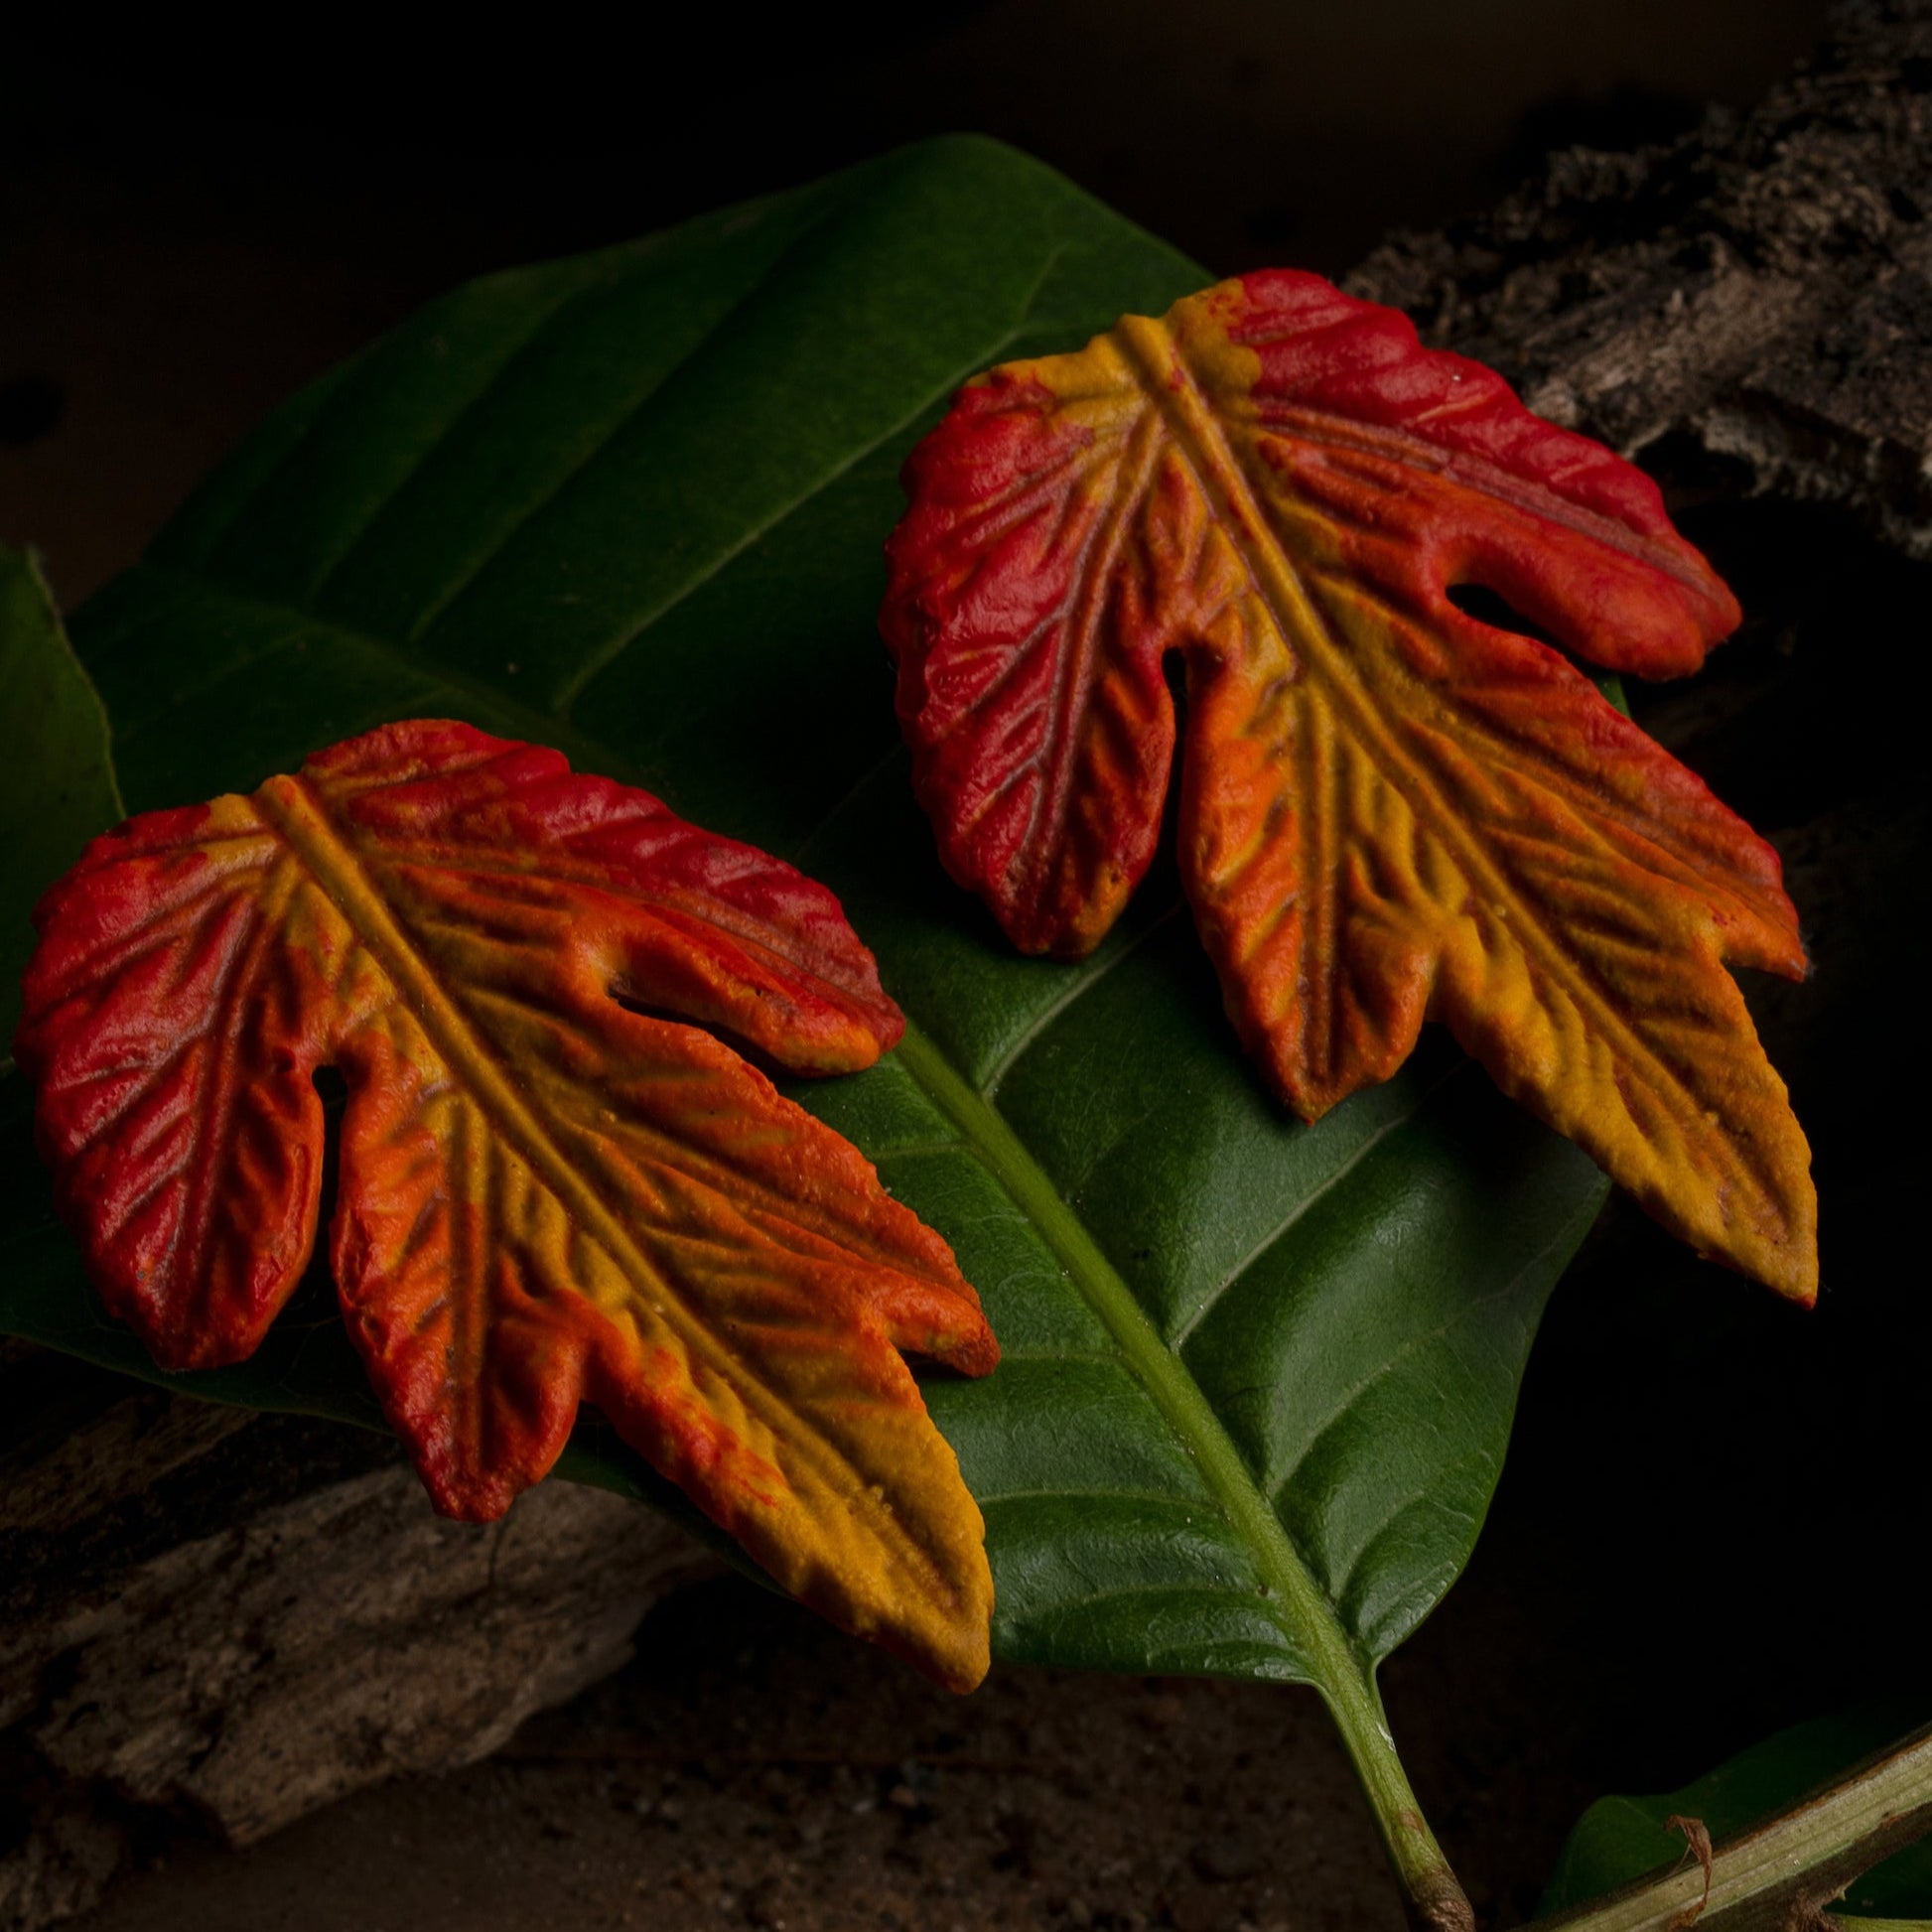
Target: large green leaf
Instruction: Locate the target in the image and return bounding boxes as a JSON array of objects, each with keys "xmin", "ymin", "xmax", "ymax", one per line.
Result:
[{"xmin": 0, "ymin": 137, "xmax": 1606, "ymax": 1901}]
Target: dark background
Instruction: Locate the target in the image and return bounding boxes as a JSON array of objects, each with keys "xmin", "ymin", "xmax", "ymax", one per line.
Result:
[
  {"xmin": 9, "ymin": 5, "xmax": 1924, "ymax": 1929},
  {"xmin": 3, "ymin": 0, "xmax": 1831, "ymax": 609}
]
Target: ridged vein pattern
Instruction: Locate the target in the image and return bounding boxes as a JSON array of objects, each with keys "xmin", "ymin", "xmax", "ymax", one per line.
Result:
[
  {"xmin": 883, "ymin": 268, "xmax": 1815, "ymax": 1300},
  {"xmin": 14, "ymin": 719, "xmax": 998, "ymax": 1690}
]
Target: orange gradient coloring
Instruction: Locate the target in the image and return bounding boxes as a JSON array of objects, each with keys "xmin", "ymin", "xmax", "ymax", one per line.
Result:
[
  {"xmin": 884, "ymin": 271, "xmax": 1814, "ymax": 1301},
  {"xmin": 17, "ymin": 721, "xmax": 998, "ymax": 1690}
]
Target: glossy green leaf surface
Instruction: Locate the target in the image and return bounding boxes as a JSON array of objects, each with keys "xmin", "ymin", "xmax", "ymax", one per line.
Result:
[
  {"xmin": 0, "ymin": 544, "xmax": 122, "ymax": 1051},
  {"xmin": 1543, "ymin": 1707, "xmax": 1932, "ymax": 1921},
  {"xmin": 0, "ymin": 141, "xmax": 1606, "ymax": 1724}
]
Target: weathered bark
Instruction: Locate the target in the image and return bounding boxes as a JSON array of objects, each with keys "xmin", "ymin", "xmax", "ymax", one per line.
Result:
[
  {"xmin": 1347, "ymin": 0, "xmax": 1932, "ymax": 559},
  {"xmin": 0, "ymin": 1361, "xmax": 711, "ymax": 1930}
]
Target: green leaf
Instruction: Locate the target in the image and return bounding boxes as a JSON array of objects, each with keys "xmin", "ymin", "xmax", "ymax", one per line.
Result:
[
  {"xmin": 1544, "ymin": 1708, "xmax": 1932, "ymax": 1923},
  {"xmin": 0, "ymin": 137, "xmax": 1608, "ymax": 1912},
  {"xmin": 0, "ymin": 543, "xmax": 123, "ymax": 1053}
]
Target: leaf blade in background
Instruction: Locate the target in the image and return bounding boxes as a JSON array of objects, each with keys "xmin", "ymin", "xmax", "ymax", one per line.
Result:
[
  {"xmin": 1542, "ymin": 1709, "xmax": 1932, "ymax": 1925},
  {"xmin": 0, "ymin": 139, "xmax": 1610, "ymax": 1913},
  {"xmin": 0, "ymin": 543, "xmax": 123, "ymax": 1052}
]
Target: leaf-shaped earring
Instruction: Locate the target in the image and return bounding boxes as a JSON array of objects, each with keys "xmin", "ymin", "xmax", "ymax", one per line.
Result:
[
  {"xmin": 16, "ymin": 719, "xmax": 999, "ymax": 1690},
  {"xmin": 883, "ymin": 269, "xmax": 1815, "ymax": 1301}
]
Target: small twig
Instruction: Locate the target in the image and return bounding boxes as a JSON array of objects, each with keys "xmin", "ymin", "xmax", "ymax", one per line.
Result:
[{"xmin": 1533, "ymin": 1723, "xmax": 1932, "ymax": 1932}]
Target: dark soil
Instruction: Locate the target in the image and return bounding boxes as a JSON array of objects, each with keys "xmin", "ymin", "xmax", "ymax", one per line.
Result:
[{"xmin": 67, "ymin": 1578, "xmax": 1404, "ymax": 1932}]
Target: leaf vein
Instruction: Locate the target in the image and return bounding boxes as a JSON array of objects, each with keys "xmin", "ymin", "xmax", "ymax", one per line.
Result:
[
  {"xmin": 552, "ymin": 249, "xmax": 1073, "ymax": 716},
  {"xmin": 1169, "ymin": 1056, "xmax": 1473, "ymax": 1348},
  {"xmin": 979, "ymin": 898, "xmax": 1185, "ymax": 1098}
]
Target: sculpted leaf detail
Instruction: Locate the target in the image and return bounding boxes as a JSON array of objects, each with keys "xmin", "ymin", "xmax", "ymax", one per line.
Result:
[
  {"xmin": 883, "ymin": 268, "xmax": 1815, "ymax": 1301},
  {"xmin": 14, "ymin": 719, "xmax": 998, "ymax": 1690}
]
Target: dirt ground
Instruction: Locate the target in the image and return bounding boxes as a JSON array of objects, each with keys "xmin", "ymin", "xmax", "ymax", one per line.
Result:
[{"xmin": 61, "ymin": 1577, "xmax": 1406, "ymax": 1932}]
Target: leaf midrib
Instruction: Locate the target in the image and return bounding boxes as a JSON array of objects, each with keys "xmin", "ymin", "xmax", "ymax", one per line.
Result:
[
  {"xmin": 253, "ymin": 771, "xmax": 958, "ymax": 1597},
  {"xmin": 892, "ymin": 1023, "xmax": 1370, "ymax": 1698}
]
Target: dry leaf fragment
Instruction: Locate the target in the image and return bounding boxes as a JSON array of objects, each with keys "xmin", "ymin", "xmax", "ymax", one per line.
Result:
[
  {"xmin": 883, "ymin": 269, "xmax": 1815, "ymax": 1299},
  {"xmin": 1664, "ymin": 1814, "xmax": 1717, "ymax": 1929},
  {"xmin": 16, "ymin": 720, "xmax": 997, "ymax": 1689}
]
